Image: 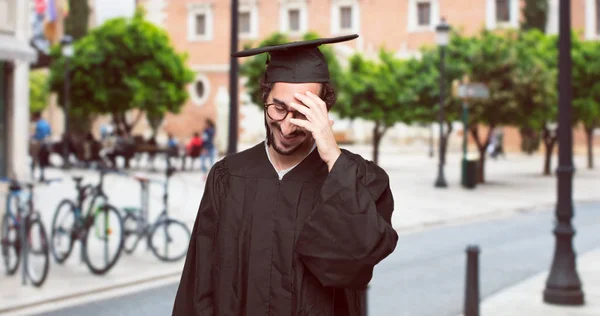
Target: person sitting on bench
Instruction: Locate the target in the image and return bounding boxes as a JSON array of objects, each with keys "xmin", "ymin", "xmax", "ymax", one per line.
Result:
[{"xmin": 183, "ymin": 132, "xmax": 203, "ymax": 170}]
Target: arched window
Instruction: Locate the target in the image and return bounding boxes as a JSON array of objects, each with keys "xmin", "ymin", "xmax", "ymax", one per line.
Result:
[{"xmin": 189, "ymin": 74, "xmax": 210, "ymax": 107}]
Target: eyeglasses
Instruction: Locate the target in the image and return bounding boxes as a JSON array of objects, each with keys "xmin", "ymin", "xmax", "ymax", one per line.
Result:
[{"xmin": 265, "ymin": 103, "xmax": 307, "ymax": 122}]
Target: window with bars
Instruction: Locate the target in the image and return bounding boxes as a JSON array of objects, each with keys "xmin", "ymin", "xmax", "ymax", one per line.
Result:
[
  {"xmin": 417, "ymin": 2, "xmax": 431, "ymax": 26},
  {"xmin": 496, "ymin": 0, "xmax": 510, "ymax": 23},
  {"xmin": 195, "ymin": 14, "xmax": 206, "ymax": 36},
  {"xmin": 239, "ymin": 11, "xmax": 251, "ymax": 34},
  {"xmin": 340, "ymin": 6, "xmax": 352, "ymax": 30},
  {"xmin": 288, "ymin": 9, "xmax": 300, "ymax": 32}
]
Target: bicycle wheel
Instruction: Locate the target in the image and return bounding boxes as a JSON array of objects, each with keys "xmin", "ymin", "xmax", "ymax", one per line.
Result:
[
  {"xmin": 25, "ymin": 218, "xmax": 50, "ymax": 287},
  {"xmin": 149, "ymin": 219, "xmax": 191, "ymax": 262},
  {"xmin": 122, "ymin": 212, "xmax": 141, "ymax": 254},
  {"xmin": 82, "ymin": 204, "xmax": 124, "ymax": 275},
  {"xmin": 1, "ymin": 213, "xmax": 20, "ymax": 275},
  {"xmin": 50, "ymin": 199, "xmax": 77, "ymax": 264}
]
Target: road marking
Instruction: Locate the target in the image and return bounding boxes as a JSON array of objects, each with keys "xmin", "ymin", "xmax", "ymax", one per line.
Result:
[{"xmin": 3, "ymin": 274, "xmax": 181, "ymax": 316}]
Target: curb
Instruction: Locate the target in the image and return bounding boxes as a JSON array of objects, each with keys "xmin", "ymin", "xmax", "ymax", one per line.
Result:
[
  {"xmin": 0, "ymin": 270, "xmax": 182, "ymax": 314},
  {"xmin": 393, "ymin": 199, "xmax": 600, "ymax": 234}
]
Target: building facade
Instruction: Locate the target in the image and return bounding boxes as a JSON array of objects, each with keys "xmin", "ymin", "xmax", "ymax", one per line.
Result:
[
  {"xmin": 0, "ymin": 0, "xmax": 37, "ymax": 179},
  {"xmin": 141, "ymin": 0, "xmax": 599, "ymax": 153}
]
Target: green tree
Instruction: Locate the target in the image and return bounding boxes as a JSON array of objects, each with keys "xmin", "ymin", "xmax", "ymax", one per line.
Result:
[
  {"xmin": 573, "ymin": 38, "xmax": 600, "ymax": 169},
  {"xmin": 49, "ymin": 8, "xmax": 194, "ymax": 136},
  {"xmin": 239, "ymin": 31, "xmax": 344, "ymax": 108},
  {"xmin": 512, "ymin": 29, "xmax": 558, "ymax": 175},
  {"xmin": 337, "ymin": 50, "xmax": 420, "ymax": 165},
  {"xmin": 416, "ymin": 31, "xmax": 475, "ymax": 174},
  {"xmin": 464, "ymin": 30, "xmax": 520, "ymax": 183},
  {"xmin": 29, "ymin": 70, "xmax": 50, "ymax": 115},
  {"xmin": 64, "ymin": 0, "xmax": 90, "ymax": 40},
  {"xmin": 521, "ymin": 0, "xmax": 548, "ymax": 31}
]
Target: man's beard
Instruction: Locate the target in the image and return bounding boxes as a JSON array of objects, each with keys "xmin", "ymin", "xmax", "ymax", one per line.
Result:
[{"xmin": 265, "ymin": 118, "xmax": 308, "ymax": 156}]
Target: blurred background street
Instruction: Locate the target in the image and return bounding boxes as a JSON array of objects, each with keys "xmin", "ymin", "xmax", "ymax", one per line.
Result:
[{"xmin": 1, "ymin": 0, "xmax": 600, "ymax": 315}]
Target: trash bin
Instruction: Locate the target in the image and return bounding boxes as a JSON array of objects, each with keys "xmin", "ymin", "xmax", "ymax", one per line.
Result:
[{"xmin": 461, "ymin": 159, "xmax": 478, "ymax": 189}]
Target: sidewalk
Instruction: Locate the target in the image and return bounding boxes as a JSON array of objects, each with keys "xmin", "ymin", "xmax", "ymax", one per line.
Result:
[
  {"xmin": 476, "ymin": 248, "xmax": 600, "ymax": 316},
  {"xmin": 1, "ymin": 144, "xmax": 599, "ymax": 313}
]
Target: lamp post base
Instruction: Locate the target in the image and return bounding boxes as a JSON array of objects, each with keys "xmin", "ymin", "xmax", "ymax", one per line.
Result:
[
  {"xmin": 543, "ymin": 220, "xmax": 585, "ymax": 306},
  {"xmin": 543, "ymin": 288, "xmax": 584, "ymax": 306},
  {"xmin": 461, "ymin": 158, "xmax": 467, "ymax": 186},
  {"xmin": 434, "ymin": 168, "xmax": 447, "ymax": 188}
]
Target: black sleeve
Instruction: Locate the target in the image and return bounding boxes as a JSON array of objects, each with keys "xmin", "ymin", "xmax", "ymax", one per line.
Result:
[
  {"xmin": 295, "ymin": 151, "xmax": 398, "ymax": 290},
  {"xmin": 172, "ymin": 160, "xmax": 227, "ymax": 315}
]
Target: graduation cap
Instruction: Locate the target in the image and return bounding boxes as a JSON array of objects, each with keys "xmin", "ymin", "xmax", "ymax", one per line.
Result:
[{"xmin": 232, "ymin": 34, "xmax": 359, "ymax": 83}]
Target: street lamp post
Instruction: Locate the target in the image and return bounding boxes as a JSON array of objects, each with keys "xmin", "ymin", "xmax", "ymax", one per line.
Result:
[
  {"xmin": 227, "ymin": 0, "xmax": 239, "ymax": 156},
  {"xmin": 461, "ymin": 100, "xmax": 469, "ymax": 186},
  {"xmin": 543, "ymin": 0, "xmax": 584, "ymax": 305},
  {"xmin": 458, "ymin": 75, "xmax": 471, "ymax": 187},
  {"xmin": 429, "ymin": 123, "xmax": 434, "ymax": 158},
  {"xmin": 61, "ymin": 35, "xmax": 73, "ymax": 169},
  {"xmin": 434, "ymin": 18, "xmax": 450, "ymax": 188}
]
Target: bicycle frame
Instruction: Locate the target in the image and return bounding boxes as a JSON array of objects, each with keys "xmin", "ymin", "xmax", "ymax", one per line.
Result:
[
  {"xmin": 127, "ymin": 168, "xmax": 175, "ymax": 250},
  {"xmin": 4, "ymin": 183, "xmax": 38, "ymax": 285}
]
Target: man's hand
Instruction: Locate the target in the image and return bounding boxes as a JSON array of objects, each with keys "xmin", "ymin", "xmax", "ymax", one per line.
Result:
[{"xmin": 289, "ymin": 91, "xmax": 341, "ymax": 172}]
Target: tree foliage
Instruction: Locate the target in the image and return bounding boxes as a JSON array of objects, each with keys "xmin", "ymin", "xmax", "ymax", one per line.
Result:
[
  {"xmin": 572, "ymin": 37, "xmax": 600, "ymax": 130},
  {"xmin": 572, "ymin": 36, "xmax": 600, "ymax": 168},
  {"xmin": 512, "ymin": 29, "xmax": 558, "ymax": 155},
  {"xmin": 336, "ymin": 50, "xmax": 421, "ymax": 164},
  {"xmin": 416, "ymin": 31, "xmax": 475, "ymax": 125},
  {"xmin": 521, "ymin": 0, "xmax": 548, "ymax": 31},
  {"xmin": 29, "ymin": 70, "xmax": 50, "ymax": 115},
  {"xmin": 49, "ymin": 8, "xmax": 194, "ymax": 135},
  {"xmin": 460, "ymin": 30, "xmax": 521, "ymax": 182},
  {"xmin": 64, "ymin": 0, "xmax": 90, "ymax": 40}
]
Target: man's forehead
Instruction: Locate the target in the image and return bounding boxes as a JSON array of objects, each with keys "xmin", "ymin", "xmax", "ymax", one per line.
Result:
[{"xmin": 268, "ymin": 83, "xmax": 322, "ymax": 101}]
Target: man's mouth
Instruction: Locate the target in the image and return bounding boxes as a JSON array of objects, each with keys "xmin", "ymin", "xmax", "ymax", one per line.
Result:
[{"xmin": 279, "ymin": 131, "xmax": 303, "ymax": 144}]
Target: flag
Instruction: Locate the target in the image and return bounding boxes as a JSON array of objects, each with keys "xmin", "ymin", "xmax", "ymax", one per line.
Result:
[
  {"xmin": 46, "ymin": 0, "xmax": 57, "ymax": 22},
  {"xmin": 35, "ymin": 0, "xmax": 46, "ymax": 15},
  {"xmin": 44, "ymin": 0, "xmax": 58, "ymax": 42}
]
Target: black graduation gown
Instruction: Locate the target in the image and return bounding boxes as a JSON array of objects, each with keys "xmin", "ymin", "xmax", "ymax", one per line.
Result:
[{"xmin": 172, "ymin": 142, "xmax": 398, "ymax": 316}]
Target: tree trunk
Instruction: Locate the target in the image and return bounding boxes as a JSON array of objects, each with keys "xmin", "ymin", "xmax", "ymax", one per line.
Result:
[
  {"xmin": 585, "ymin": 126, "xmax": 594, "ymax": 169},
  {"xmin": 469, "ymin": 124, "xmax": 495, "ymax": 184},
  {"xmin": 542, "ymin": 127, "xmax": 558, "ymax": 175},
  {"xmin": 372, "ymin": 121, "xmax": 381, "ymax": 165},
  {"xmin": 441, "ymin": 121, "xmax": 453, "ymax": 166},
  {"xmin": 372, "ymin": 121, "xmax": 388, "ymax": 166},
  {"xmin": 543, "ymin": 141, "xmax": 553, "ymax": 175}
]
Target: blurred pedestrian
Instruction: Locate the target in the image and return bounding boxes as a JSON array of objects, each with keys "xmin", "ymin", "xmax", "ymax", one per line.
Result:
[
  {"xmin": 200, "ymin": 119, "xmax": 216, "ymax": 175},
  {"xmin": 82, "ymin": 132, "xmax": 96, "ymax": 167},
  {"xmin": 183, "ymin": 132, "xmax": 203, "ymax": 170},
  {"xmin": 489, "ymin": 129, "xmax": 506, "ymax": 159},
  {"xmin": 167, "ymin": 133, "xmax": 180, "ymax": 168},
  {"xmin": 29, "ymin": 111, "xmax": 51, "ymax": 181}
]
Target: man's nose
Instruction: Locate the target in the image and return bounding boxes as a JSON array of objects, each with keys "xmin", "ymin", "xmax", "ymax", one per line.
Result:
[{"xmin": 279, "ymin": 115, "xmax": 296, "ymax": 135}]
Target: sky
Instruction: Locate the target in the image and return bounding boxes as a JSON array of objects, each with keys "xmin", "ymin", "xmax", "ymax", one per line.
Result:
[{"xmin": 94, "ymin": 0, "xmax": 136, "ymax": 25}]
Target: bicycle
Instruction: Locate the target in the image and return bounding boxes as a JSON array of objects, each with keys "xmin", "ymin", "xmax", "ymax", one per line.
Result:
[
  {"xmin": 1, "ymin": 177, "xmax": 59, "ymax": 287},
  {"xmin": 122, "ymin": 166, "xmax": 191, "ymax": 262},
  {"xmin": 50, "ymin": 168, "xmax": 125, "ymax": 275}
]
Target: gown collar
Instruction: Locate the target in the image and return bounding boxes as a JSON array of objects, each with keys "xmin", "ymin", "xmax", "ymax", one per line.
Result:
[{"xmin": 241, "ymin": 141, "xmax": 327, "ymax": 182}]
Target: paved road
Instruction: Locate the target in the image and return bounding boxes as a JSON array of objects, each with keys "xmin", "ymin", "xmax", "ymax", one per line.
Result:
[{"xmin": 37, "ymin": 202, "xmax": 600, "ymax": 316}]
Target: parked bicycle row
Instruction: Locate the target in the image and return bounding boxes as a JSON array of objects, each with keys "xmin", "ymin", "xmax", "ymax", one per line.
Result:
[{"xmin": 0, "ymin": 166, "xmax": 191, "ymax": 288}]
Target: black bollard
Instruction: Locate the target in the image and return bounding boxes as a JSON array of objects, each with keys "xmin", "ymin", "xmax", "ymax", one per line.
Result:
[
  {"xmin": 361, "ymin": 285, "xmax": 369, "ymax": 315},
  {"xmin": 464, "ymin": 245, "xmax": 480, "ymax": 316}
]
